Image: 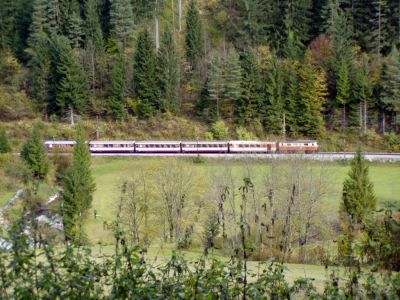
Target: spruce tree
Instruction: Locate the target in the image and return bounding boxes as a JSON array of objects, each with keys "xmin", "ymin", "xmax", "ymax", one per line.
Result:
[
  {"xmin": 185, "ymin": 0, "xmax": 203, "ymax": 69},
  {"xmin": 21, "ymin": 125, "xmax": 49, "ymax": 181},
  {"xmin": 109, "ymin": 0, "xmax": 134, "ymax": 47},
  {"xmin": 204, "ymin": 52, "xmax": 224, "ymax": 121},
  {"xmin": 55, "ymin": 36, "xmax": 90, "ymax": 115},
  {"xmin": 157, "ymin": 27, "xmax": 180, "ymax": 113},
  {"xmin": 336, "ymin": 60, "xmax": 351, "ymax": 128},
  {"xmin": 84, "ymin": 0, "xmax": 104, "ymax": 50},
  {"xmin": 340, "ymin": 147, "xmax": 376, "ymax": 225},
  {"xmin": 109, "ymin": 47, "xmax": 127, "ymax": 119},
  {"xmin": 134, "ymin": 28, "xmax": 160, "ymax": 118},
  {"xmin": 27, "ymin": 0, "xmax": 49, "ymax": 46},
  {"xmin": 237, "ymin": 48, "xmax": 262, "ymax": 125},
  {"xmin": 66, "ymin": 11, "xmax": 83, "ymax": 49},
  {"xmin": 282, "ymin": 61, "xmax": 300, "ymax": 135},
  {"xmin": 62, "ymin": 124, "xmax": 95, "ymax": 243},
  {"xmin": 297, "ymin": 50, "xmax": 328, "ymax": 137},
  {"xmin": 0, "ymin": 129, "xmax": 12, "ymax": 153},
  {"xmin": 264, "ymin": 55, "xmax": 285, "ymax": 134},
  {"xmin": 352, "ymin": 54, "xmax": 372, "ymax": 131},
  {"xmin": 222, "ymin": 47, "xmax": 242, "ymax": 119},
  {"xmin": 379, "ymin": 46, "xmax": 400, "ymax": 130}
]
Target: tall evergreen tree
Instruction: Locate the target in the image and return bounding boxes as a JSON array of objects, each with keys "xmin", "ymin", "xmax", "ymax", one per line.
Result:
[
  {"xmin": 66, "ymin": 10, "xmax": 83, "ymax": 49},
  {"xmin": 185, "ymin": 0, "xmax": 203, "ymax": 69},
  {"xmin": 340, "ymin": 147, "xmax": 377, "ymax": 225},
  {"xmin": 134, "ymin": 28, "xmax": 160, "ymax": 118},
  {"xmin": 21, "ymin": 125, "xmax": 49, "ymax": 181},
  {"xmin": 264, "ymin": 55, "xmax": 285, "ymax": 134},
  {"xmin": 237, "ymin": 48, "xmax": 262, "ymax": 124},
  {"xmin": 157, "ymin": 27, "xmax": 180, "ymax": 113},
  {"xmin": 55, "ymin": 36, "xmax": 90, "ymax": 115},
  {"xmin": 109, "ymin": 47, "xmax": 127, "ymax": 119},
  {"xmin": 109, "ymin": 0, "xmax": 134, "ymax": 47},
  {"xmin": 379, "ymin": 46, "xmax": 400, "ymax": 132},
  {"xmin": 202, "ymin": 52, "xmax": 223, "ymax": 122},
  {"xmin": 62, "ymin": 124, "xmax": 95, "ymax": 243},
  {"xmin": 0, "ymin": 129, "xmax": 12, "ymax": 153},
  {"xmin": 297, "ymin": 50, "xmax": 328, "ymax": 137},
  {"xmin": 84, "ymin": 0, "xmax": 104, "ymax": 50},
  {"xmin": 222, "ymin": 47, "xmax": 242, "ymax": 119},
  {"xmin": 27, "ymin": 0, "xmax": 49, "ymax": 47},
  {"xmin": 336, "ymin": 60, "xmax": 351, "ymax": 127},
  {"xmin": 352, "ymin": 54, "xmax": 373, "ymax": 132},
  {"xmin": 367, "ymin": 0, "xmax": 390, "ymax": 55},
  {"xmin": 0, "ymin": 0, "xmax": 16, "ymax": 50}
]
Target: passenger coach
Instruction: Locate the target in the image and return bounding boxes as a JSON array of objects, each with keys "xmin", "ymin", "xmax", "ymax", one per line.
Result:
[{"xmin": 44, "ymin": 140, "xmax": 319, "ymax": 154}]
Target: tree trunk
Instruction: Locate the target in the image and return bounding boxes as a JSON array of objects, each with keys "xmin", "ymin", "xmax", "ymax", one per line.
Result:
[
  {"xmin": 178, "ymin": 0, "xmax": 182, "ymax": 32},
  {"xmin": 381, "ymin": 110, "xmax": 386, "ymax": 134},
  {"xmin": 363, "ymin": 100, "xmax": 367, "ymax": 134},
  {"xmin": 155, "ymin": 15, "xmax": 159, "ymax": 49},
  {"xmin": 359, "ymin": 101, "xmax": 363, "ymax": 132},
  {"xmin": 342, "ymin": 104, "xmax": 347, "ymax": 128}
]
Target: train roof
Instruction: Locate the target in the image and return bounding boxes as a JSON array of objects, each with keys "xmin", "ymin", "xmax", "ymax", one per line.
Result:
[
  {"xmin": 135, "ymin": 141, "xmax": 181, "ymax": 144},
  {"xmin": 229, "ymin": 140, "xmax": 277, "ymax": 144},
  {"xmin": 182, "ymin": 141, "xmax": 228, "ymax": 144},
  {"xmin": 89, "ymin": 140, "xmax": 135, "ymax": 144},
  {"xmin": 45, "ymin": 140, "xmax": 76, "ymax": 145},
  {"xmin": 279, "ymin": 140, "xmax": 318, "ymax": 143}
]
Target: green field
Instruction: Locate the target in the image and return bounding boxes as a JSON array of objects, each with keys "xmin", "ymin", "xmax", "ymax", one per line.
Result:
[{"xmin": 86, "ymin": 157, "xmax": 400, "ymax": 245}]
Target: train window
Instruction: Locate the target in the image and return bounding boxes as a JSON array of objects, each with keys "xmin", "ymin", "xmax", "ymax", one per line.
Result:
[{"xmin": 305, "ymin": 143, "xmax": 308, "ymax": 146}]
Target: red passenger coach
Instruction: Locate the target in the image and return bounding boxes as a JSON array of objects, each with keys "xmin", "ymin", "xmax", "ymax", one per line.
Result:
[
  {"xmin": 89, "ymin": 141, "xmax": 135, "ymax": 153},
  {"xmin": 277, "ymin": 141, "xmax": 319, "ymax": 153},
  {"xmin": 182, "ymin": 141, "xmax": 228, "ymax": 153},
  {"xmin": 229, "ymin": 141, "xmax": 277, "ymax": 153},
  {"xmin": 135, "ymin": 141, "xmax": 181, "ymax": 153}
]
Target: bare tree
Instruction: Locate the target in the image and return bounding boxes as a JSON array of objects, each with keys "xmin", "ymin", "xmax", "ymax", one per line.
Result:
[{"xmin": 158, "ymin": 160, "xmax": 193, "ymax": 243}]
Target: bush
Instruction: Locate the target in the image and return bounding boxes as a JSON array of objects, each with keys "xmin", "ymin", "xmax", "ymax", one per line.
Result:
[
  {"xmin": 235, "ymin": 126, "xmax": 254, "ymax": 140},
  {"xmin": 384, "ymin": 132, "xmax": 400, "ymax": 152},
  {"xmin": 0, "ymin": 87, "xmax": 37, "ymax": 121},
  {"xmin": 211, "ymin": 120, "xmax": 229, "ymax": 140}
]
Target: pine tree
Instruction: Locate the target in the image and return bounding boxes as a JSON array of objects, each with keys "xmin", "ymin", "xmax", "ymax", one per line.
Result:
[
  {"xmin": 157, "ymin": 27, "xmax": 180, "ymax": 113},
  {"xmin": 368, "ymin": 0, "xmax": 389, "ymax": 55},
  {"xmin": 109, "ymin": 0, "xmax": 134, "ymax": 47},
  {"xmin": 55, "ymin": 36, "xmax": 90, "ymax": 115},
  {"xmin": 134, "ymin": 28, "xmax": 160, "ymax": 118},
  {"xmin": 27, "ymin": 32, "xmax": 51, "ymax": 110},
  {"xmin": 340, "ymin": 147, "xmax": 376, "ymax": 225},
  {"xmin": 27, "ymin": 0, "xmax": 49, "ymax": 47},
  {"xmin": 222, "ymin": 47, "xmax": 242, "ymax": 119},
  {"xmin": 204, "ymin": 52, "xmax": 224, "ymax": 121},
  {"xmin": 237, "ymin": 48, "xmax": 262, "ymax": 125},
  {"xmin": 109, "ymin": 47, "xmax": 127, "ymax": 119},
  {"xmin": 84, "ymin": 0, "xmax": 104, "ymax": 50},
  {"xmin": 264, "ymin": 55, "xmax": 285, "ymax": 134},
  {"xmin": 265, "ymin": 0, "xmax": 289, "ymax": 54},
  {"xmin": 336, "ymin": 60, "xmax": 351, "ymax": 127},
  {"xmin": 0, "ymin": 129, "xmax": 12, "ymax": 153},
  {"xmin": 379, "ymin": 46, "xmax": 400, "ymax": 131},
  {"xmin": 285, "ymin": 0, "xmax": 313, "ymax": 45},
  {"xmin": 62, "ymin": 124, "xmax": 95, "ymax": 243},
  {"xmin": 283, "ymin": 61, "xmax": 300, "ymax": 135},
  {"xmin": 352, "ymin": 54, "xmax": 372, "ymax": 132},
  {"xmin": 66, "ymin": 11, "xmax": 83, "ymax": 49},
  {"xmin": 21, "ymin": 125, "xmax": 49, "ymax": 181},
  {"xmin": 185, "ymin": 0, "xmax": 203, "ymax": 69},
  {"xmin": 0, "ymin": 0, "xmax": 16, "ymax": 50},
  {"xmin": 297, "ymin": 50, "xmax": 328, "ymax": 137},
  {"xmin": 47, "ymin": 0, "xmax": 62, "ymax": 36}
]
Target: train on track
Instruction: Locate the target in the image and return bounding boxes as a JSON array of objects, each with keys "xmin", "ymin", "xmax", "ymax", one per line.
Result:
[{"xmin": 45, "ymin": 140, "xmax": 319, "ymax": 154}]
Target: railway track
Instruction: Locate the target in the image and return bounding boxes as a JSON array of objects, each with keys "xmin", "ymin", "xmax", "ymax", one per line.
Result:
[{"xmin": 87, "ymin": 152, "xmax": 400, "ymax": 162}]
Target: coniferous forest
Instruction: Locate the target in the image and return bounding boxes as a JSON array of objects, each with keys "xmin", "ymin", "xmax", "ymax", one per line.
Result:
[{"xmin": 0, "ymin": 0, "xmax": 399, "ymax": 140}]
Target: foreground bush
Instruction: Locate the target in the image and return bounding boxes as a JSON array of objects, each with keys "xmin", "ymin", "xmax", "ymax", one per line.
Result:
[{"xmin": 0, "ymin": 219, "xmax": 399, "ymax": 299}]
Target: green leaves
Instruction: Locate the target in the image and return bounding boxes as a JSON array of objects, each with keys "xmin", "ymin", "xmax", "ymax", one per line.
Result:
[{"xmin": 21, "ymin": 125, "xmax": 49, "ymax": 181}]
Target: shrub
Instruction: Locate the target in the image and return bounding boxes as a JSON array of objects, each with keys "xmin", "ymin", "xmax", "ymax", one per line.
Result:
[
  {"xmin": 235, "ymin": 126, "xmax": 254, "ymax": 140},
  {"xmin": 211, "ymin": 120, "xmax": 229, "ymax": 140}
]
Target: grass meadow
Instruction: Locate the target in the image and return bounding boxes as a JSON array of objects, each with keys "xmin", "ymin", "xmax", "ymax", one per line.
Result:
[{"xmin": 86, "ymin": 157, "xmax": 400, "ymax": 244}]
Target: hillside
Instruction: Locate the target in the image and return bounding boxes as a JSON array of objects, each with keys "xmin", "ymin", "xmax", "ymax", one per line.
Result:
[{"xmin": 0, "ymin": 0, "xmax": 399, "ymax": 146}]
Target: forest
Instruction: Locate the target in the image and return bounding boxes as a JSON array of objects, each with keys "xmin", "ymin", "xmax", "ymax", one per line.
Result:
[
  {"xmin": 0, "ymin": 0, "xmax": 399, "ymax": 140},
  {"xmin": 1, "ymin": 0, "xmax": 400, "ymax": 298}
]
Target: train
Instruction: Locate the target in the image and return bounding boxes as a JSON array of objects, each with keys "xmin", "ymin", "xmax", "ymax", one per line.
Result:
[{"xmin": 44, "ymin": 140, "xmax": 319, "ymax": 154}]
